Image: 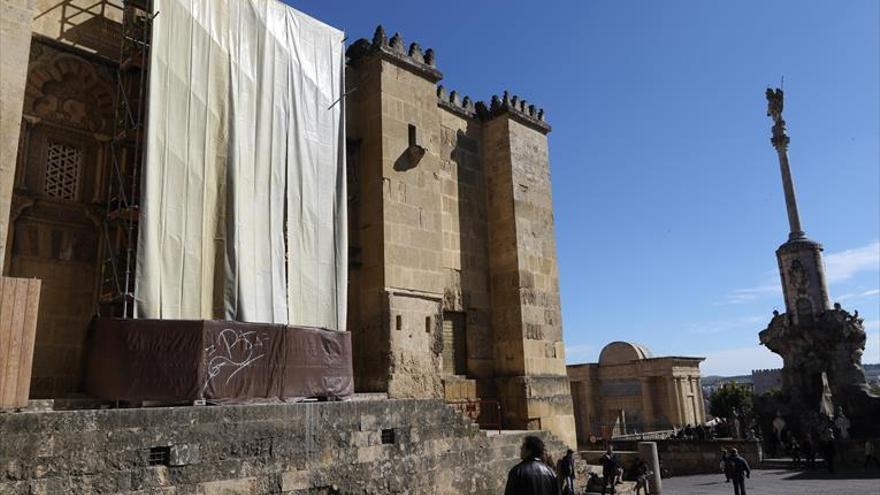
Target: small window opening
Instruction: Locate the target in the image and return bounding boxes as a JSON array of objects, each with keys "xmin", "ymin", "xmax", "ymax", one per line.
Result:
[
  {"xmin": 408, "ymin": 124, "xmax": 417, "ymax": 147},
  {"xmin": 396, "ymin": 314, "xmax": 402, "ymax": 330},
  {"xmin": 425, "ymin": 316, "xmax": 432, "ymax": 333},
  {"xmin": 148, "ymin": 446, "xmax": 171, "ymax": 466},
  {"xmin": 381, "ymin": 428, "xmax": 396, "ymax": 444}
]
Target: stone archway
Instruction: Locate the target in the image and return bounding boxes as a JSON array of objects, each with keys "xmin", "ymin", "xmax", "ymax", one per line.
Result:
[{"xmin": 5, "ymin": 40, "xmax": 115, "ymax": 397}]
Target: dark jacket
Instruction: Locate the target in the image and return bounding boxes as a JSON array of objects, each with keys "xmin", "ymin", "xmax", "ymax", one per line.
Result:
[
  {"xmin": 558, "ymin": 453, "xmax": 575, "ymax": 478},
  {"xmin": 729, "ymin": 454, "xmax": 751, "ymax": 479},
  {"xmin": 504, "ymin": 459, "xmax": 559, "ymax": 495},
  {"xmin": 601, "ymin": 453, "xmax": 618, "ymax": 474}
]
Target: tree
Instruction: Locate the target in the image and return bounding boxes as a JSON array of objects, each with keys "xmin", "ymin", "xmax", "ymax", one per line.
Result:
[{"xmin": 709, "ymin": 382, "xmax": 754, "ymax": 419}]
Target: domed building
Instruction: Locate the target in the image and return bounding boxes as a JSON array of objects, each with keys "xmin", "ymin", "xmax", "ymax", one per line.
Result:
[{"xmin": 567, "ymin": 342, "xmax": 705, "ymax": 443}]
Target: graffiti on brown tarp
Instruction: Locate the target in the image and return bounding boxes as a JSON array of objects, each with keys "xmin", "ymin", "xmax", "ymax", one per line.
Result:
[{"xmin": 201, "ymin": 328, "xmax": 270, "ymax": 395}]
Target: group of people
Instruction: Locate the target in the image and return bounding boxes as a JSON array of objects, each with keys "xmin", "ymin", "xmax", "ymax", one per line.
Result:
[
  {"xmin": 504, "ymin": 438, "xmax": 654, "ymax": 495},
  {"xmin": 778, "ymin": 428, "xmax": 821, "ymax": 470},
  {"xmin": 503, "ymin": 436, "xmax": 576, "ymax": 495},
  {"xmin": 673, "ymin": 418, "xmax": 758, "ymax": 442},
  {"xmin": 773, "ymin": 409, "xmax": 880, "ymax": 473}
]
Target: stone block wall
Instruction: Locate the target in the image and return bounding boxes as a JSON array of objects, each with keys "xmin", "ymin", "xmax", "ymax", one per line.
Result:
[
  {"xmin": 345, "ymin": 28, "xmax": 575, "ymax": 448},
  {"xmin": 484, "ymin": 113, "xmax": 574, "ymax": 448},
  {"xmin": 346, "ymin": 57, "xmax": 388, "ymax": 394},
  {"xmin": 0, "ymin": 399, "xmax": 571, "ymax": 494},
  {"xmin": 611, "ymin": 439, "xmax": 763, "ymax": 476},
  {"xmin": 437, "ymin": 107, "xmax": 493, "ymax": 388},
  {"xmin": 0, "ymin": 0, "xmax": 35, "ymax": 268},
  {"xmin": 386, "ymin": 290, "xmax": 444, "ymax": 398}
]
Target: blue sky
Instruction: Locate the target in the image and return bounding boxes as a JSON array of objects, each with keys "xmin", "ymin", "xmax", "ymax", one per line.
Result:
[{"xmin": 288, "ymin": 0, "xmax": 880, "ymax": 376}]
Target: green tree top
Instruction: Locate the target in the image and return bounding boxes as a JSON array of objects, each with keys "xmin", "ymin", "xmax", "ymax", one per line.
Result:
[{"xmin": 709, "ymin": 382, "xmax": 754, "ymax": 419}]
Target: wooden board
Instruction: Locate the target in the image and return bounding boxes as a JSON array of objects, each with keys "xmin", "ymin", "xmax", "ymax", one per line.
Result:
[{"xmin": 0, "ymin": 276, "xmax": 41, "ymax": 408}]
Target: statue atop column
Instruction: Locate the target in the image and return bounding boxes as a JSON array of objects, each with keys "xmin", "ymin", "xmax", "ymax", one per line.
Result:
[
  {"xmin": 766, "ymin": 87, "xmax": 784, "ymax": 122},
  {"xmin": 757, "ymin": 88, "xmax": 880, "ymax": 439}
]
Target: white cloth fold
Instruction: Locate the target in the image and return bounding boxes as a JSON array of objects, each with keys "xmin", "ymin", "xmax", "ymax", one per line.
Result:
[{"xmin": 136, "ymin": 0, "xmax": 346, "ymax": 329}]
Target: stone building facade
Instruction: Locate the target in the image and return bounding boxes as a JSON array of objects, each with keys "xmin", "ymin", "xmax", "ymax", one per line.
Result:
[
  {"xmin": 567, "ymin": 342, "xmax": 705, "ymax": 443},
  {"xmin": 751, "ymin": 368, "xmax": 783, "ymax": 395},
  {"xmin": 344, "ymin": 27, "xmax": 575, "ymax": 447},
  {"xmin": 1, "ymin": 0, "xmax": 122, "ymax": 397},
  {"xmin": 0, "ymin": 3, "xmax": 576, "ymax": 447}
]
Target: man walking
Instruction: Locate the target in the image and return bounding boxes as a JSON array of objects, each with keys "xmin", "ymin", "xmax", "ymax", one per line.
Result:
[
  {"xmin": 504, "ymin": 435, "xmax": 558, "ymax": 495},
  {"xmin": 719, "ymin": 448, "xmax": 731, "ymax": 482},
  {"xmin": 727, "ymin": 448, "xmax": 750, "ymax": 495},
  {"xmin": 558, "ymin": 448, "xmax": 576, "ymax": 495},
  {"xmin": 601, "ymin": 445, "xmax": 619, "ymax": 494}
]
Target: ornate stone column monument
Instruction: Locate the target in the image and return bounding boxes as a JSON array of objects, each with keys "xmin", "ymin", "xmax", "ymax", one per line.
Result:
[{"xmin": 758, "ymin": 88, "xmax": 879, "ymax": 437}]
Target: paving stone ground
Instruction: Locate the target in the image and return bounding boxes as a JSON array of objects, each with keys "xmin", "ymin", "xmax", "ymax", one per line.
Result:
[{"xmin": 660, "ymin": 468, "xmax": 880, "ymax": 495}]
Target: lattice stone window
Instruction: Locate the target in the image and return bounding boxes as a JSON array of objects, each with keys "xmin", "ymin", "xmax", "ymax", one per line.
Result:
[{"xmin": 44, "ymin": 140, "xmax": 82, "ymax": 200}]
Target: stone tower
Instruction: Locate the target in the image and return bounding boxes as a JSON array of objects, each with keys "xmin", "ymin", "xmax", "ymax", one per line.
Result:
[
  {"xmin": 345, "ymin": 27, "xmax": 576, "ymax": 447},
  {"xmin": 759, "ymin": 88, "xmax": 879, "ymax": 436}
]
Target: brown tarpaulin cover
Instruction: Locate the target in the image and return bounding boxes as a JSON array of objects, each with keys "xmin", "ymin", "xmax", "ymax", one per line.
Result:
[{"xmin": 84, "ymin": 319, "xmax": 353, "ymax": 401}]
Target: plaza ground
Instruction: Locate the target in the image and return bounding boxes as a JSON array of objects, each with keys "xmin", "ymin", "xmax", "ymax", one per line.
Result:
[{"xmin": 660, "ymin": 468, "xmax": 880, "ymax": 495}]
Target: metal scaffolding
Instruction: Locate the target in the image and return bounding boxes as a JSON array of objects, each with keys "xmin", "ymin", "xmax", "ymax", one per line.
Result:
[{"xmin": 99, "ymin": 0, "xmax": 154, "ymax": 318}]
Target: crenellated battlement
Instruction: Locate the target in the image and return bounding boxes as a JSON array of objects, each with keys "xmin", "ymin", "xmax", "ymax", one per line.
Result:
[
  {"xmin": 346, "ymin": 25, "xmax": 442, "ymax": 83},
  {"xmin": 751, "ymin": 368, "xmax": 781, "ymax": 375},
  {"xmin": 347, "ymin": 27, "xmax": 552, "ymax": 133},
  {"xmin": 477, "ymin": 90, "xmax": 550, "ymax": 133},
  {"xmin": 436, "ymin": 85, "xmax": 476, "ymax": 118},
  {"xmin": 438, "ymin": 88, "xmax": 551, "ymax": 133}
]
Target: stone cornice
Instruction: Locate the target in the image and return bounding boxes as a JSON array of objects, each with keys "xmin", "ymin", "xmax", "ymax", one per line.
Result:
[{"xmin": 775, "ymin": 238, "xmax": 823, "ymax": 254}]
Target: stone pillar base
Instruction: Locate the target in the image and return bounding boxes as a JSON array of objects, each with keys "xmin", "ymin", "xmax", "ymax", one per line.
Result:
[
  {"xmin": 496, "ymin": 374, "xmax": 577, "ymax": 448},
  {"xmin": 638, "ymin": 441, "xmax": 662, "ymax": 494}
]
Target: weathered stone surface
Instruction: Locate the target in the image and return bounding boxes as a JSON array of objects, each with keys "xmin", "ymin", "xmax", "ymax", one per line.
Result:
[
  {"xmin": 0, "ymin": 0, "xmax": 35, "ymax": 268},
  {"xmin": 346, "ymin": 26, "xmax": 575, "ymax": 446},
  {"xmin": 0, "ymin": 399, "xmax": 572, "ymax": 494},
  {"xmin": 609, "ymin": 439, "xmax": 762, "ymax": 477},
  {"xmin": 760, "ymin": 303, "xmax": 880, "ymax": 436}
]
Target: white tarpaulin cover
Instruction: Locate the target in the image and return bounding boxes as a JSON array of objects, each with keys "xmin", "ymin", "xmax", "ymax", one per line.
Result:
[{"xmin": 136, "ymin": 0, "xmax": 346, "ymax": 330}]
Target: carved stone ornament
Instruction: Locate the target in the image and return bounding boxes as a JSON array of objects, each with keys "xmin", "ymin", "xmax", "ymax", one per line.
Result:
[
  {"xmin": 766, "ymin": 87, "xmax": 784, "ymax": 122},
  {"xmin": 24, "ymin": 45, "xmax": 115, "ymax": 134},
  {"xmin": 788, "ymin": 259, "xmax": 808, "ymax": 293}
]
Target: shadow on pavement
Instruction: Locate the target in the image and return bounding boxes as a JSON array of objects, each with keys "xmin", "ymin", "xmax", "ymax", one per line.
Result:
[{"xmin": 781, "ymin": 469, "xmax": 880, "ymax": 481}]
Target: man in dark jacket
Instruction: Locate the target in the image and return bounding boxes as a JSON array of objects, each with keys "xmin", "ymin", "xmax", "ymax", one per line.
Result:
[
  {"xmin": 505, "ymin": 435, "xmax": 559, "ymax": 495},
  {"xmin": 728, "ymin": 448, "xmax": 750, "ymax": 495},
  {"xmin": 601, "ymin": 445, "xmax": 619, "ymax": 494},
  {"xmin": 558, "ymin": 448, "xmax": 576, "ymax": 495}
]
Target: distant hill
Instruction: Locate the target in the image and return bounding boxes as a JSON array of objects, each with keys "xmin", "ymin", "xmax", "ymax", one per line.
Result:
[
  {"xmin": 702, "ymin": 363, "xmax": 880, "ymax": 387},
  {"xmin": 702, "ymin": 374, "xmax": 751, "ymax": 386}
]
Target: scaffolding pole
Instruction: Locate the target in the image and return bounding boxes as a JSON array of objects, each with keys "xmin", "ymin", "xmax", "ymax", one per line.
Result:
[{"xmin": 99, "ymin": 0, "xmax": 154, "ymax": 318}]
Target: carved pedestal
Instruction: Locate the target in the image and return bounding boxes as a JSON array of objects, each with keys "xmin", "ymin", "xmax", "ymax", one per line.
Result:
[{"xmin": 760, "ymin": 305, "xmax": 880, "ymax": 437}]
